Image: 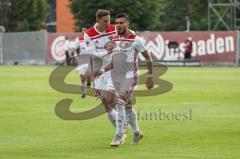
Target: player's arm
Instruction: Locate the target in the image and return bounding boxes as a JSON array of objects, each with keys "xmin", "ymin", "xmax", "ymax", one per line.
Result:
[
  {"xmin": 93, "ymin": 61, "xmax": 113, "ymax": 78},
  {"xmin": 103, "ymin": 61, "xmax": 113, "ymax": 72},
  {"xmin": 134, "ymin": 36, "xmax": 154, "ymax": 89},
  {"xmin": 141, "ymin": 50, "xmax": 154, "ymax": 89},
  {"xmin": 142, "ymin": 50, "xmax": 153, "ymax": 75},
  {"xmin": 93, "ymin": 40, "xmax": 115, "ymax": 77}
]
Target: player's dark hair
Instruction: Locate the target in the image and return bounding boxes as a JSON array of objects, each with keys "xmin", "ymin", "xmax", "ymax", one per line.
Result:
[
  {"xmin": 81, "ymin": 24, "xmax": 90, "ymax": 32},
  {"xmin": 116, "ymin": 13, "xmax": 130, "ymax": 22}
]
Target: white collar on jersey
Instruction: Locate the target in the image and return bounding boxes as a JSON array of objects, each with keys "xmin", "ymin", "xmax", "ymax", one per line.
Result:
[{"xmin": 94, "ymin": 23, "xmax": 106, "ymax": 34}]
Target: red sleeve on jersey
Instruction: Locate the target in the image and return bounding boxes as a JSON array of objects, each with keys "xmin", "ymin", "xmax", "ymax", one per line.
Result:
[
  {"xmin": 85, "ymin": 26, "xmax": 99, "ymax": 37},
  {"xmin": 126, "ymin": 33, "xmax": 136, "ymax": 40},
  {"xmin": 85, "ymin": 24, "xmax": 116, "ymax": 38}
]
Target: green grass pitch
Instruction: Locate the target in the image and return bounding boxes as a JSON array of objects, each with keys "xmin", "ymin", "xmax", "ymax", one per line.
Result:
[{"xmin": 0, "ymin": 66, "xmax": 240, "ymax": 159}]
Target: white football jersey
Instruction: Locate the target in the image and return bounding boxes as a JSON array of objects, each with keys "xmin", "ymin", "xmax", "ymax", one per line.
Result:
[
  {"xmin": 111, "ymin": 34, "xmax": 146, "ymax": 79},
  {"xmin": 84, "ymin": 24, "xmax": 117, "ymax": 77}
]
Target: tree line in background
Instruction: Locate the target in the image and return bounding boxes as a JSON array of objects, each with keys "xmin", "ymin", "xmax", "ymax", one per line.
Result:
[
  {"xmin": 0, "ymin": 0, "xmax": 230, "ymax": 32},
  {"xmin": 0, "ymin": 0, "xmax": 48, "ymax": 32},
  {"xmin": 70, "ymin": 0, "xmax": 209, "ymax": 31}
]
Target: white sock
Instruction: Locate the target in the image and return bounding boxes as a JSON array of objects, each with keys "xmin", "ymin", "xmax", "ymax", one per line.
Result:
[
  {"xmin": 115, "ymin": 99, "xmax": 126, "ymax": 136},
  {"xmin": 81, "ymin": 81, "xmax": 87, "ymax": 94},
  {"xmin": 107, "ymin": 109, "xmax": 116, "ymax": 128},
  {"xmin": 124, "ymin": 109, "xmax": 131, "ymax": 129},
  {"xmin": 126, "ymin": 108, "xmax": 139, "ymax": 133}
]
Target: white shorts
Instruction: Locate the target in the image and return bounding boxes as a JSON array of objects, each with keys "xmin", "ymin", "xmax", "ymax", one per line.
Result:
[
  {"xmin": 93, "ymin": 72, "xmax": 114, "ymax": 98},
  {"xmin": 76, "ymin": 64, "xmax": 88, "ymax": 75}
]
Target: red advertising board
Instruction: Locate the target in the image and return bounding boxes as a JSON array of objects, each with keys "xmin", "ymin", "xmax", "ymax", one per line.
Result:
[{"xmin": 47, "ymin": 31, "xmax": 238, "ymax": 65}]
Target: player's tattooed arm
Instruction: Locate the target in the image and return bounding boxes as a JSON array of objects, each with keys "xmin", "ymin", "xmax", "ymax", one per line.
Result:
[
  {"xmin": 142, "ymin": 50, "xmax": 153, "ymax": 75},
  {"xmin": 141, "ymin": 50, "xmax": 154, "ymax": 89}
]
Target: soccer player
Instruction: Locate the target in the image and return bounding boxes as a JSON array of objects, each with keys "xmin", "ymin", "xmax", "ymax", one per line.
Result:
[
  {"xmin": 184, "ymin": 36, "xmax": 193, "ymax": 60},
  {"xmin": 76, "ymin": 26, "xmax": 91, "ymax": 98},
  {"xmin": 64, "ymin": 36, "xmax": 70, "ymax": 66},
  {"xmin": 94, "ymin": 13, "xmax": 154, "ymax": 147},
  {"xmin": 75, "ymin": 36, "xmax": 89, "ymax": 98},
  {"xmin": 68, "ymin": 37, "xmax": 78, "ymax": 66},
  {"xmin": 83, "ymin": 9, "xmax": 118, "ymax": 130}
]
